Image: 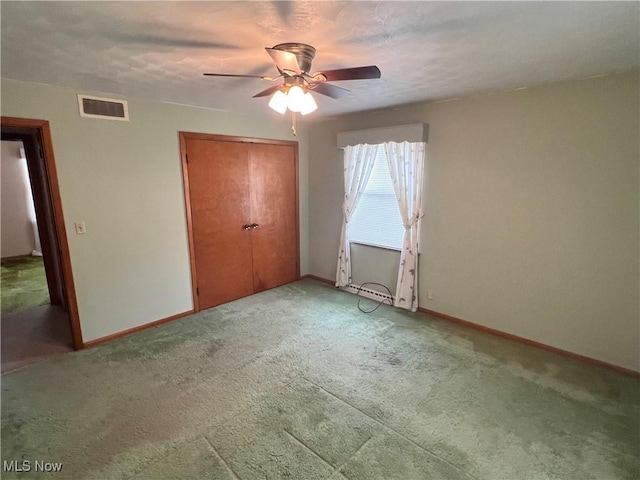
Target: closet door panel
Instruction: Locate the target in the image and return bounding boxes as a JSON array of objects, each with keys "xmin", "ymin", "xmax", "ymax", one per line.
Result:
[
  {"xmin": 187, "ymin": 139, "xmax": 254, "ymax": 309},
  {"xmin": 249, "ymin": 144, "xmax": 298, "ymax": 291}
]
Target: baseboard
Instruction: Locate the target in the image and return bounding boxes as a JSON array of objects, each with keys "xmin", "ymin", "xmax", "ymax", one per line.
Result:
[
  {"xmin": 419, "ymin": 307, "xmax": 640, "ymax": 378},
  {"xmin": 1, "ymin": 254, "xmax": 39, "ymax": 261},
  {"xmin": 299, "ymin": 274, "xmax": 335, "ymax": 286},
  {"xmin": 297, "ymin": 274, "xmax": 639, "ymax": 378},
  {"xmin": 82, "ymin": 309, "xmax": 195, "ymax": 348},
  {"xmin": 343, "ymin": 284, "xmax": 393, "ymax": 303}
]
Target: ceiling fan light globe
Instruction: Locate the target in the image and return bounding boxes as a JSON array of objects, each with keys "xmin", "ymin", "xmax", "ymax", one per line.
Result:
[
  {"xmin": 287, "ymin": 85, "xmax": 305, "ymax": 112},
  {"xmin": 300, "ymin": 92, "xmax": 318, "ymax": 115},
  {"xmin": 268, "ymin": 90, "xmax": 288, "ymax": 114}
]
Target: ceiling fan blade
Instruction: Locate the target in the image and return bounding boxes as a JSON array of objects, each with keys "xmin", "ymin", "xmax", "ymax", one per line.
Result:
[
  {"xmin": 309, "ymin": 82, "xmax": 350, "ymax": 99},
  {"xmin": 252, "ymin": 85, "xmax": 283, "ymax": 98},
  {"xmin": 265, "ymin": 48, "xmax": 301, "ymax": 75},
  {"xmin": 203, "ymin": 73, "xmax": 274, "ymax": 80},
  {"xmin": 313, "ymin": 66, "xmax": 381, "ymax": 82}
]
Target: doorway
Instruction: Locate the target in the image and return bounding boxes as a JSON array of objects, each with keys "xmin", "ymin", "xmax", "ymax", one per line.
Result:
[
  {"xmin": 1, "ymin": 140, "xmax": 50, "ymax": 315},
  {"xmin": 180, "ymin": 132, "xmax": 300, "ymax": 311},
  {"xmin": 1, "ymin": 117, "xmax": 82, "ymax": 371}
]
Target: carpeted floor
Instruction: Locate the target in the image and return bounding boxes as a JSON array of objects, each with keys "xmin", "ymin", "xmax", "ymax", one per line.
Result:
[
  {"xmin": 1, "ymin": 304, "xmax": 73, "ymax": 373},
  {"xmin": 1, "ymin": 279, "xmax": 638, "ymax": 479},
  {"xmin": 1, "ymin": 255, "xmax": 49, "ymax": 316},
  {"xmin": 1, "ymin": 254, "xmax": 73, "ymax": 373}
]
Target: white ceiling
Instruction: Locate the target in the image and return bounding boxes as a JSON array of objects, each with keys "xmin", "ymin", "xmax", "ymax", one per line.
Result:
[{"xmin": 1, "ymin": 1, "xmax": 638, "ymax": 119}]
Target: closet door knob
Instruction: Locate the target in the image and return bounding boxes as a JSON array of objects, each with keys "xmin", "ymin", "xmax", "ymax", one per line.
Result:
[
  {"xmin": 251, "ymin": 223, "xmax": 259, "ymax": 229},
  {"xmin": 243, "ymin": 224, "xmax": 252, "ymax": 230}
]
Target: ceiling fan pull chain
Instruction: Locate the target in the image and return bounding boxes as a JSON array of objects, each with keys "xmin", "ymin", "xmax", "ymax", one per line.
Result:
[{"xmin": 291, "ymin": 111, "xmax": 297, "ymax": 136}]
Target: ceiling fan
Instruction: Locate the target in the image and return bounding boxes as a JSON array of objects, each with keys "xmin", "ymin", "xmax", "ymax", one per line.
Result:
[{"xmin": 203, "ymin": 43, "xmax": 381, "ymax": 131}]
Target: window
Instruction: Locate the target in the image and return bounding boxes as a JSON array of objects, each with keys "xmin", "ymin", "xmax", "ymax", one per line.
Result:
[{"xmin": 349, "ymin": 147, "xmax": 404, "ymax": 250}]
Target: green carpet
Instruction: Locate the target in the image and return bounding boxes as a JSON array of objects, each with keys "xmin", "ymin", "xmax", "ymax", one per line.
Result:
[
  {"xmin": 1, "ymin": 279, "xmax": 638, "ymax": 479},
  {"xmin": 1, "ymin": 255, "xmax": 49, "ymax": 316}
]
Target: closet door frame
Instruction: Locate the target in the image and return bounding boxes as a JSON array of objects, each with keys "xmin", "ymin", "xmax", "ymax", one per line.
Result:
[{"xmin": 179, "ymin": 132, "xmax": 300, "ymax": 312}]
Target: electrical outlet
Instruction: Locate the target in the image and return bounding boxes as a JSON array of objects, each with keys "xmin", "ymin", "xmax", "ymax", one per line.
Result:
[
  {"xmin": 75, "ymin": 221, "xmax": 86, "ymax": 235},
  {"xmin": 427, "ymin": 290, "xmax": 434, "ymax": 300}
]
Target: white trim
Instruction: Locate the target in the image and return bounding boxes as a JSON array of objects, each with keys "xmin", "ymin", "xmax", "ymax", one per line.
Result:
[
  {"xmin": 337, "ymin": 123, "xmax": 427, "ymax": 149},
  {"xmin": 351, "ymin": 240, "xmax": 422, "ymax": 255},
  {"xmin": 77, "ymin": 94, "xmax": 129, "ymax": 121},
  {"xmin": 350, "ymin": 240, "xmax": 401, "ymax": 252}
]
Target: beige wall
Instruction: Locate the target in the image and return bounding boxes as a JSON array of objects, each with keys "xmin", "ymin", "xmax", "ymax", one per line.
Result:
[
  {"xmin": 1, "ymin": 79, "xmax": 309, "ymax": 342},
  {"xmin": 2, "ymin": 72, "xmax": 638, "ymax": 372},
  {"xmin": 308, "ymin": 71, "xmax": 640, "ymax": 372},
  {"xmin": 1, "ymin": 140, "xmax": 36, "ymax": 257}
]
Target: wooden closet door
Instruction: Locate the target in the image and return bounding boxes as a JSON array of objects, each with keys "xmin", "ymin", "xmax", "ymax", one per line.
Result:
[
  {"xmin": 186, "ymin": 139, "xmax": 255, "ymax": 309},
  {"xmin": 249, "ymin": 143, "xmax": 299, "ymax": 292}
]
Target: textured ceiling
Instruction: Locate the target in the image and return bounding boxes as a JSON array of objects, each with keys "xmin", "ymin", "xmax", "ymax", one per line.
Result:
[{"xmin": 1, "ymin": 1, "xmax": 638, "ymax": 118}]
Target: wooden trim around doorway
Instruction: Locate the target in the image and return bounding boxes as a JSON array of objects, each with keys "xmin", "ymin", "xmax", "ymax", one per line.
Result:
[
  {"xmin": 179, "ymin": 132, "xmax": 200, "ymax": 312},
  {"xmin": 1, "ymin": 116, "xmax": 84, "ymax": 349}
]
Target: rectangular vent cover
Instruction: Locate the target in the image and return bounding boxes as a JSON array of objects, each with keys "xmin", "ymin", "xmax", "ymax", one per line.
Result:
[{"xmin": 78, "ymin": 94, "xmax": 129, "ymax": 121}]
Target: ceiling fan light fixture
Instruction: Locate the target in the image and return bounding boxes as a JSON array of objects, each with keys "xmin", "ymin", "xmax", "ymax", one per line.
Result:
[
  {"xmin": 300, "ymin": 92, "xmax": 317, "ymax": 115},
  {"xmin": 286, "ymin": 85, "xmax": 305, "ymax": 112},
  {"xmin": 268, "ymin": 90, "xmax": 288, "ymax": 114}
]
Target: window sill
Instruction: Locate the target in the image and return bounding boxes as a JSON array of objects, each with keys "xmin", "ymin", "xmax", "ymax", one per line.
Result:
[{"xmin": 350, "ymin": 241, "xmax": 401, "ymax": 252}]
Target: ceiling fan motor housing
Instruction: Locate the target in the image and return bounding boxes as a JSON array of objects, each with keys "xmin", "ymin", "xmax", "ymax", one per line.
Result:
[{"xmin": 273, "ymin": 43, "xmax": 316, "ymax": 73}]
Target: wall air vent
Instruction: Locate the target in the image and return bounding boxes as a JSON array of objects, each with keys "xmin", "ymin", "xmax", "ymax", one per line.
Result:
[{"xmin": 77, "ymin": 94, "xmax": 129, "ymax": 121}]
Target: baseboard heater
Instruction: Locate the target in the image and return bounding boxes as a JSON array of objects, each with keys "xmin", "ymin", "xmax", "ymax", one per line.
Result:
[{"xmin": 344, "ymin": 284, "xmax": 394, "ymax": 304}]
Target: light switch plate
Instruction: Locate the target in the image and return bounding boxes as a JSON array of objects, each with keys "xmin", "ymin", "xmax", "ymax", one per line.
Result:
[{"xmin": 75, "ymin": 221, "xmax": 86, "ymax": 235}]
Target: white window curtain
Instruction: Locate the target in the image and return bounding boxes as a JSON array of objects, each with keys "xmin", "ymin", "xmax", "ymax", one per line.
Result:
[
  {"xmin": 335, "ymin": 143, "xmax": 379, "ymax": 287},
  {"xmin": 384, "ymin": 141, "xmax": 425, "ymax": 311}
]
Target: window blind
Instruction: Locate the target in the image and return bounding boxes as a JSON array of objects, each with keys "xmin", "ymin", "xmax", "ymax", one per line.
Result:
[{"xmin": 349, "ymin": 148, "xmax": 404, "ymax": 250}]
